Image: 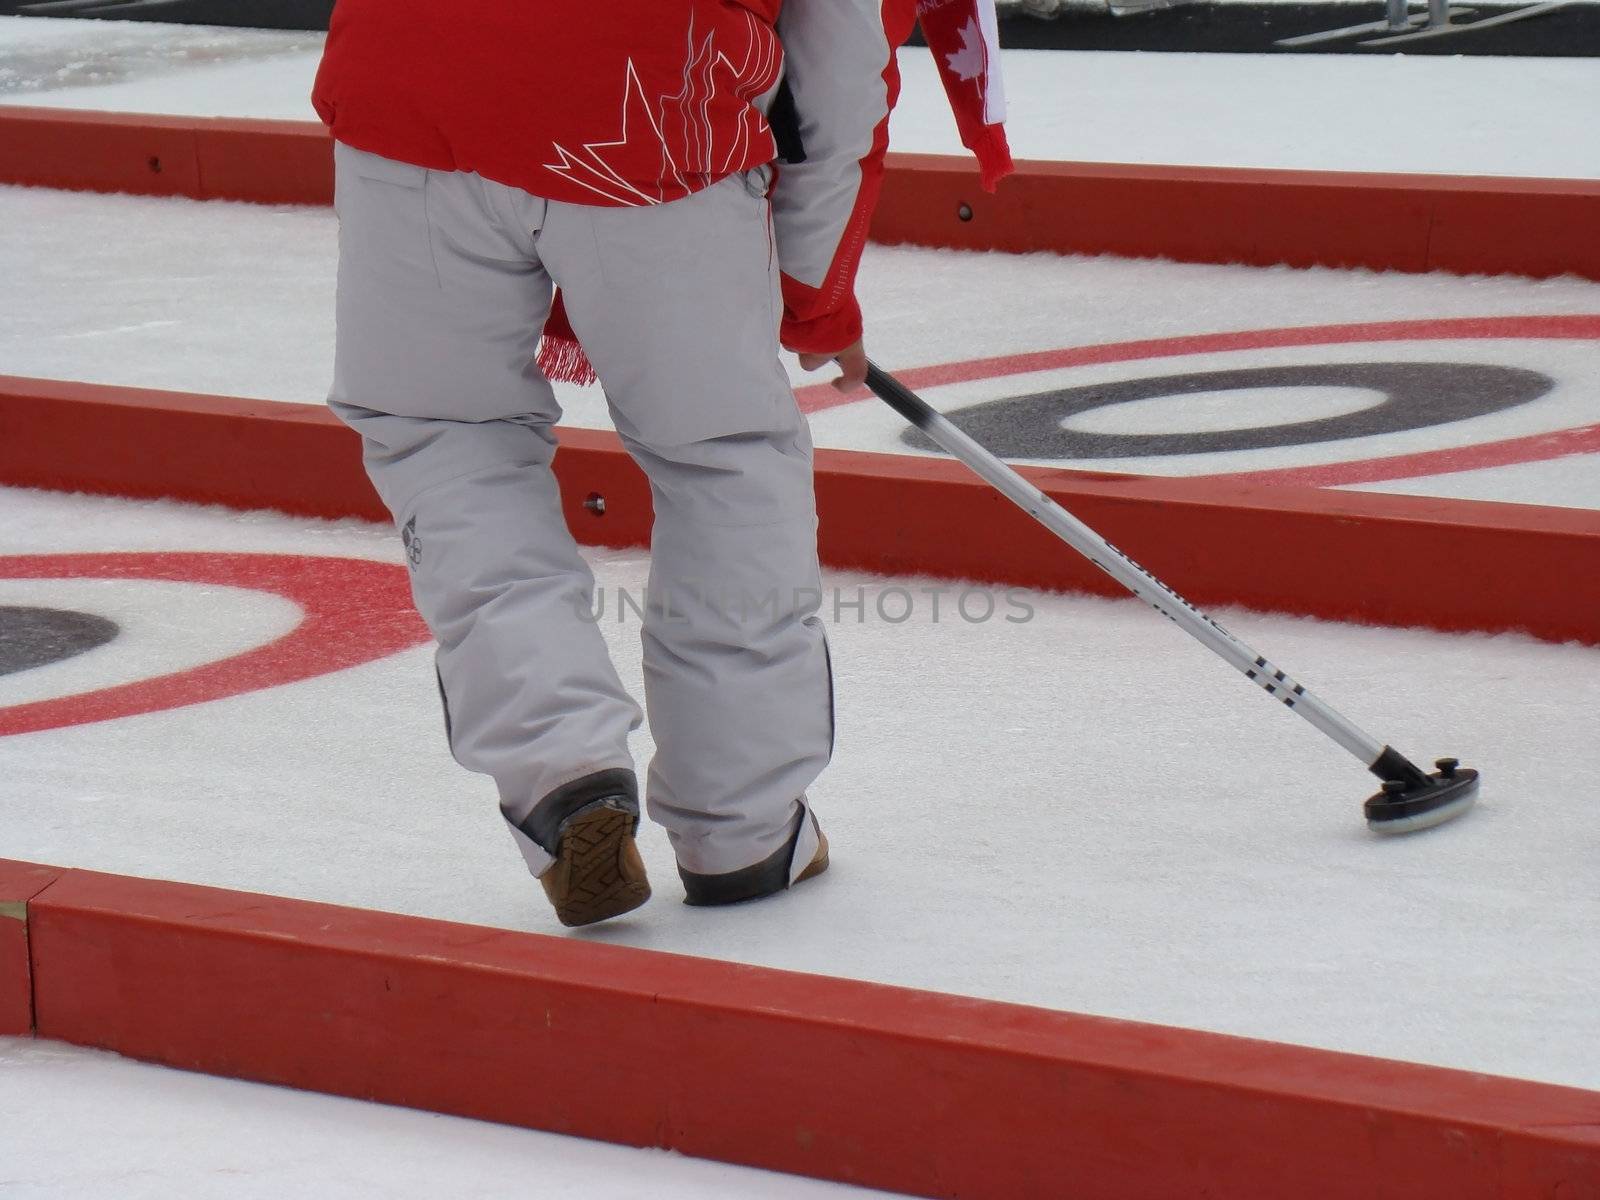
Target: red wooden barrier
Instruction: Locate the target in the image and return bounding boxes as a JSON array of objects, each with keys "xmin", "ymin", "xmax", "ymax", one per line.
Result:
[
  {"xmin": 5, "ymin": 374, "xmax": 1600, "ymax": 643},
  {"xmin": 4, "ymin": 107, "xmax": 1597, "ymax": 279},
  {"xmin": 16, "ymin": 860, "xmax": 1600, "ymax": 1200},
  {"xmin": 874, "ymin": 154, "xmax": 1600, "ymax": 280}
]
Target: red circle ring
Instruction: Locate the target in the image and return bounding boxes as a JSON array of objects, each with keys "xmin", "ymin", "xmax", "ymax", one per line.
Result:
[
  {"xmin": 793, "ymin": 315, "xmax": 1600, "ymax": 487},
  {"xmin": 0, "ymin": 552, "xmax": 430, "ymax": 737}
]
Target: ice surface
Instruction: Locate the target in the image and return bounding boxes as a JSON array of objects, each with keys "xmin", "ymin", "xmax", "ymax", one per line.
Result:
[
  {"xmin": 6, "ymin": 181, "xmax": 1600, "ymax": 507},
  {"xmin": 2, "ymin": 16, "xmax": 1597, "ymax": 178},
  {"xmin": 3, "ymin": 13, "xmax": 1596, "ymax": 1189},
  {"xmin": 892, "ymin": 48, "xmax": 1600, "ymax": 179},
  {"xmin": 0, "ymin": 15, "xmax": 320, "ymax": 116},
  {"xmin": 0, "ymin": 184, "xmax": 340, "ymax": 402},
  {"xmin": 3, "ymin": 485, "xmax": 1598, "ymax": 1094},
  {"xmin": 0, "ymin": 1038, "xmax": 901, "ymax": 1199}
]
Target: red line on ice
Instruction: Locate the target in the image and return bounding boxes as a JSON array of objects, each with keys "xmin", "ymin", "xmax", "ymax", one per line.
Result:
[{"xmin": 0, "ymin": 553, "xmax": 429, "ymax": 737}]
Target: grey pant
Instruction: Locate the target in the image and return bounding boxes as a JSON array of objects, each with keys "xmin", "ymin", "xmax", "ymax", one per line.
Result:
[{"xmin": 329, "ymin": 142, "xmax": 829, "ymax": 880}]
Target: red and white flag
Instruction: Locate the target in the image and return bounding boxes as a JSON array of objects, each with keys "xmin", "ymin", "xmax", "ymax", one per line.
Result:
[{"xmin": 916, "ymin": 0, "xmax": 1013, "ymax": 191}]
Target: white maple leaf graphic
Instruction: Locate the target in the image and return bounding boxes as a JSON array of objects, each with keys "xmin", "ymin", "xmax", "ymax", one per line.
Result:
[
  {"xmin": 543, "ymin": 13, "xmax": 779, "ymax": 206},
  {"xmin": 945, "ymin": 17, "xmax": 987, "ymax": 83},
  {"xmin": 544, "ymin": 62, "xmax": 672, "ymax": 206}
]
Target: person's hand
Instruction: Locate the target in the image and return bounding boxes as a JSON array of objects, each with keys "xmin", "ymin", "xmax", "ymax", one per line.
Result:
[{"xmin": 798, "ymin": 338, "xmax": 867, "ymax": 393}]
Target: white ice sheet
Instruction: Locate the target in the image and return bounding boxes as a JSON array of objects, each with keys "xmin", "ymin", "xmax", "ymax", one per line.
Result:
[
  {"xmin": 0, "ymin": 16, "xmax": 321, "ymax": 119},
  {"xmin": 3, "ymin": 486, "xmax": 1598, "ymax": 1093}
]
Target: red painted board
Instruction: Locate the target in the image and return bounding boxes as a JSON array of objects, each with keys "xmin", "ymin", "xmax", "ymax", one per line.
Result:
[
  {"xmin": 7, "ymin": 376, "xmax": 1600, "ymax": 644},
  {"xmin": 0, "ymin": 375, "xmax": 639, "ymax": 532},
  {"xmin": 874, "ymin": 156, "xmax": 1423, "ymax": 270},
  {"xmin": 0, "ymin": 107, "xmax": 205, "ymax": 198},
  {"xmin": 26, "ymin": 866, "xmax": 1600, "ymax": 1200},
  {"xmin": 546, "ymin": 426, "xmax": 655, "ymax": 551},
  {"xmin": 1424, "ymin": 181, "xmax": 1600, "ymax": 280},
  {"xmin": 802, "ymin": 446, "xmax": 1600, "ymax": 644},
  {"xmin": 0, "ymin": 107, "xmax": 330, "ymax": 203},
  {"xmin": 191, "ymin": 118, "xmax": 332, "ymax": 206},
  {"xmin": 5, "ymin": 107, "xmax": 1600, "ymax": 281},
  {"xmin": 0, "ymin": 859, "xmax": 66, "ymax": 1036},
  {"xmin": 0, "ymin": 375, "xmax": 386, "ymax": 522},
  {"xmin": 872, "ymin": 154, "xmax": 1600, "ymax": 281}
]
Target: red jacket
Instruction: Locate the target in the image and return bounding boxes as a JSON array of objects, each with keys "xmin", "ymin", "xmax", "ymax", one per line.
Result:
[{"xmin": 314, "ymin": 1, "xmax": 1005, "ymax": 355}]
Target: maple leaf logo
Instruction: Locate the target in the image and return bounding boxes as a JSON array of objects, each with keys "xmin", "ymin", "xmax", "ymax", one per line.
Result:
[
  {"xmin": 544, "ymin": 62, "xmax": 676, "ymax": 206},
  {"xmin": 542, "ymin": 13, "xmax": 779, "ymax": 206},
  {"xmin": 945, "ymin": 17, "xmax": 987, "ymax": 83}
]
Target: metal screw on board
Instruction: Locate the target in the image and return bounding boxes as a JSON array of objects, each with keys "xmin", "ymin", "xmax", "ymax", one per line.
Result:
[
  {"xmin": 583, "ymin": 493, "xmax": 606, "ymax": 515},
  {"xmin": 957, "ymin": 203, "xmax": 974, "ymax": 222}
]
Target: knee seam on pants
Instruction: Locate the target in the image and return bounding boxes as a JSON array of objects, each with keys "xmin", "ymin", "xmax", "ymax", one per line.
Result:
[{"xmin": 379, "ymin": 457, "xmax": 552, "ymax": 518}]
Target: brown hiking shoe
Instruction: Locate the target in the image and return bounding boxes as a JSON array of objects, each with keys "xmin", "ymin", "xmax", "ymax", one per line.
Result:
[
  {"xmin": 539, "ymin": 798, "xmax": 651, "ymax": 927},
  {"xmin": 519, "ymin": 769, "xmax": 650, "ymax": 928},
  {"xmin": 679, "ymin": 808, "xmax": 828, "ymax": 906}
]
